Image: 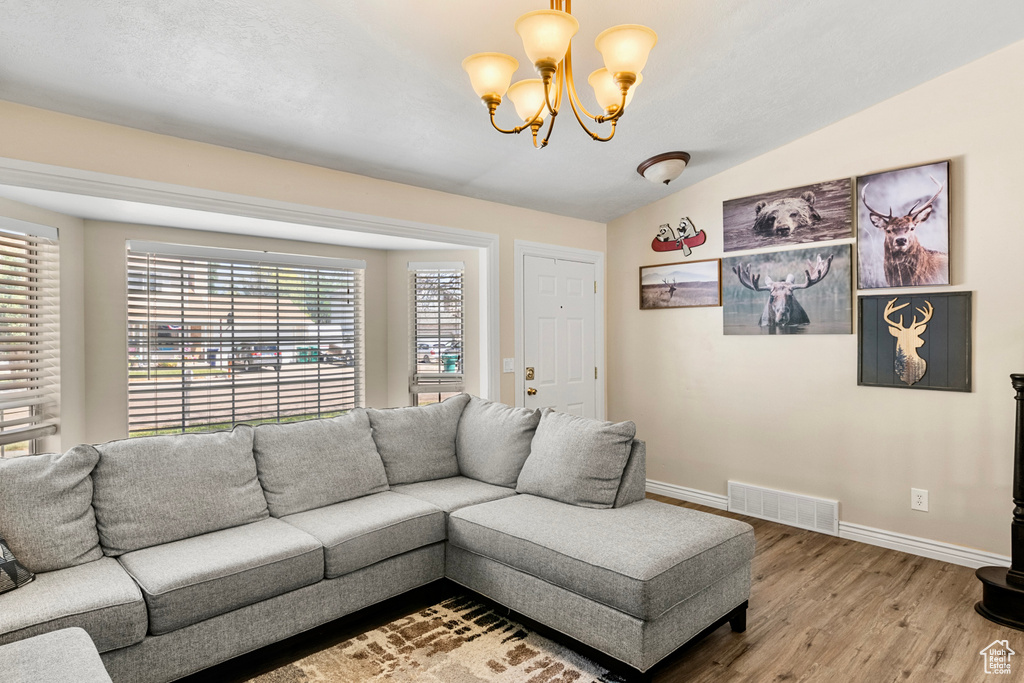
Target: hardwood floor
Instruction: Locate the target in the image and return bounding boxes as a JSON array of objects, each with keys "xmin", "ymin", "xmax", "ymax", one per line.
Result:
[
  {"xmin": 646, "ymin": 494, "xmax": 1016, "ymax": 682},
  {"xmin": 182, "ymin": 495, "xmax": 1017, "ymax": 682}
]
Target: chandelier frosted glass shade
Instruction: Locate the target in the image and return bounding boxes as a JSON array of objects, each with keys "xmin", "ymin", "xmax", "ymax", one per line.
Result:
[
  {"xmin": 462, "ymin": 53, "xmax": 520, "ymax": 102},
  {"xmin": 508, "ymin": 79, "xmax": 550, "ymax": 123},
  {"xmin": 588, "ymin": 69, "xmax": 642, "ymax": 114},
  {"xmin": 515, "ymin": 10, "xmax": 579, "ymax": 69},
  {"xmin": 595, "ymin": 24, "xmax": 658, "ymax": 76}
]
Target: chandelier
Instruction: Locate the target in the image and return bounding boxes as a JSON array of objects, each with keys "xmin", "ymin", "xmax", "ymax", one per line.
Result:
[{"xmin": 462, "ymin": 1, "xmax": 657, "ymax": 148}]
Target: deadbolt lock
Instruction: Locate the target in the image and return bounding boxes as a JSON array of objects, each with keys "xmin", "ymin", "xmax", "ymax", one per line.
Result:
[
  {"xmin": 525, "ymin": 367, "xmax": 535, "ymax": 380},
  {"xmin": 527, "ymin": 387, "xmax": 537, "ymax": 396}
]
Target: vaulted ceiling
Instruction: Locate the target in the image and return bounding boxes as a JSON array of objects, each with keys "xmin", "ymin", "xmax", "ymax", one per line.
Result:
[{"xmin": 2, "ymin": 1, "xmax": 1023, "ymax": 222}]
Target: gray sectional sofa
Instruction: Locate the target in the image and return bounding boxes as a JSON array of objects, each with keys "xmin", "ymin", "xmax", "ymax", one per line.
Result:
[{"xmin": 0, "ymin": 394, "xmax": 755, "ymax": 681}]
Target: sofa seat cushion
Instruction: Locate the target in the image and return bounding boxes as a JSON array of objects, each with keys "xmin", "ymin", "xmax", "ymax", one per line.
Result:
[
  {"xmin": 281, "ymin": 491, "xmax": 445, "ymax": 578},
  {"xmin": 391, "ymin": 476, "xmax": 516, "ymax": 515},
  {"xmin": 0, "ymin": 627, "xmax": 113, "ymax": 683},
  {"xmin": 117, "ymin": 518, "xmax": 323, "ymax": 635},
  {"xmin": 0, "ymin": 557, "xmax": 146, "ymax": 653},
  {"xmin": 448, "ymin": 495, "xmax": 755, "ymax": 621}
]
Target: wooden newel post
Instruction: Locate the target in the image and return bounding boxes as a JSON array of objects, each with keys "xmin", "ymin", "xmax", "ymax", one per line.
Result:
[{"xmin": 976, "ymin": 374, "xmax": 1024, "ymax": 629}]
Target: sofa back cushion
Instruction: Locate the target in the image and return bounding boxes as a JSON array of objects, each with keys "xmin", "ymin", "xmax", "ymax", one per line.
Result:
[
  {"xmin": 0, "ymin": 445, "xmax": 104, "ymax": 572},
  {"xmin": 92, "ymin": 425, "xmax": 268, "ymax": 555},
  {"xmin": 516, "ymin": 409, "xmax": 636, "ymax": 509},
  {"xmin": 367, "ymin": 393, "xmax": 470, "ymax": 485},
  {"xmin": 456, "ymin": 397, "xmax": 540, "ymax": 488},
  {"xmin": 253, "ymin": 409, "xmax": 389, "ymax": 517}
]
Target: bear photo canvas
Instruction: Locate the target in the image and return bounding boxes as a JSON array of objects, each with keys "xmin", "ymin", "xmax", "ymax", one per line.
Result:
[
  {"xmin": 856, "ymin": 160, "xmax": 950, "ymax": 290},
  {"xmin": 722, "ymin": 178, "xmax": 852, "ymax": 252}
]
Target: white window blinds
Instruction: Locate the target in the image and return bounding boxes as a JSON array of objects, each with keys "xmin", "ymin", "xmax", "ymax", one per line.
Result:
[
  {"xmin": 126, "ymin": 242, "xmax": 364, "ymax": 436},
  {"xmin": 0, "ymin": 224, "xmax": 60, "ymax": 453},
  {"xmin": 410, "ymin": 262, "xmax": 464, "ymax": 395}
]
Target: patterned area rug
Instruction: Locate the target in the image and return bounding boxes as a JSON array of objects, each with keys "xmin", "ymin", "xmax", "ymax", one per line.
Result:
[{"xmin": 249, "ymin": 594, "xmax": 628, "ymax": 682}]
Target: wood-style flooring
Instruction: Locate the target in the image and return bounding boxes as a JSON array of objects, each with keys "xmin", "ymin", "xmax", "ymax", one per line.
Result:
[{"xmin": 180, "ymin": 494, "xmax": 1019, "ymax": 683}]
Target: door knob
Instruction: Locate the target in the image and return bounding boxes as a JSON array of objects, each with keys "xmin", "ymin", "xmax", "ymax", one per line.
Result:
[{"xmin": 527, "ymin": 387, "xmax": 537, "ymax": 396}]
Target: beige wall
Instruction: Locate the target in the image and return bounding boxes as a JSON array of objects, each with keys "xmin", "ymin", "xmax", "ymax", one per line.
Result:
[
  {"xmin": 386, "ymin": 250, "xmax": 480, "ymax": 408},
  {"xmin": 0, "ymin": 198, "xmax": 87, "ymax": 450},
  {"xmin": 80, "ymin": 221, "xmax": 390, "ymax": 444},
  {"xmin": 607, "ymin": 40, "xmax": 1024, "ymax": 555},
  {"xmin": 0, "ymin": 101, "xmax": 606, "ymax": 406}
]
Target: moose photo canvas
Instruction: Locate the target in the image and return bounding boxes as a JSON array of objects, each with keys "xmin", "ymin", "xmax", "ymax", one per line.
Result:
[
  {"xmin": 639, "ymin": 259, "xmax": 721, "ymax": 310},
  {"xmin": 722, "ymin": 244, "xmax": 852, "ymax": 335},
  {"xmin": 722, "ymin": 178, "xmax": 852, "ymax": 252},
  {"xmin": 858, "ymin": 291, "xmax": 971, "ymax": 391},
  {"xmin": 857, "ymin": 160, "xmax": 950, "ymax": 289}
]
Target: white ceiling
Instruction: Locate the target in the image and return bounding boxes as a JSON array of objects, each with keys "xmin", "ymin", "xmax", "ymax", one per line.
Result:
[{"xmin": 1, "ymin": 1, "xmax": 1022, "ymax": 223}]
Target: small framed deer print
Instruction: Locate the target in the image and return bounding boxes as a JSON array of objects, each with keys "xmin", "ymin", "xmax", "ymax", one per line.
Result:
[
  {"xmin": 639, "ymin": 259, "xmax": 721, "ymax": 310},
  {"xmin": 858, "ymin": 291, "xmax": 971, "ymax": 391},
  {"xmin": 856, "ymin": 160, "xmax": 950, "ymax": 289}
]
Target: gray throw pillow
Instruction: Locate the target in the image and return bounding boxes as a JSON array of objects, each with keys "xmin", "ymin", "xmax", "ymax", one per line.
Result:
[
  {"xmin": 92, "ymin": 425, "xmax": 269, "ymax": 555},
  {"xmin": 253, "ymin": 409, "xmax": 389, "ymax": 517},
  {"xmin": 367, "ymin": 394, "xmax": 471, "ymax": 485},
  {"xmin": 0, "ymin": 445, "xmax": 103, "ymax": 572},
  {"xmin": 456, "ymin": 396, "xmax": 540, "ymax": 488},
  {"xmin": 516, "ymin": 409, "xmax": 636, "ymax": 509}
]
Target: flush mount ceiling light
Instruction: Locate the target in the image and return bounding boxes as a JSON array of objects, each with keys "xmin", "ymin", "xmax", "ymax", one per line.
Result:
[
  {"xmin": 462, "ymin": 1, "xmax": 657, "ymax": 149},
  {"xmin": 637, "ymin": 152, "xmax": 691, "ymax": 185}
]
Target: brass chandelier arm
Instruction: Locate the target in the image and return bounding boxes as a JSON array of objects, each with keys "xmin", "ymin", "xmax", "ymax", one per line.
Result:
[
  {"xmin": 563, "ymin": 48, "xmax": 602, "ymax": 123},
  {"xmin": 488, "ymin": 106, "xmax": 527, "ymax": 135}
]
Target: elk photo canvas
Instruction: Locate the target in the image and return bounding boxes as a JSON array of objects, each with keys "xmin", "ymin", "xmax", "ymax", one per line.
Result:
[
  {"xmin": 639, "ymin": 259, "xmax": 721, "ymax": 310},
  {"xmin": 858, "ymin": 291, "xmax": 971, "ymax": 391},
  {"xmin": 722, "ymin": 244, "xmax": 852, "ymax": 335},
  {"xmin": 722, "ymin": 178, "xmax": 853, "ymax": 252},
  {"xmin": 857, "ymin": 160, "xmax": 950, "ymax": 289}
]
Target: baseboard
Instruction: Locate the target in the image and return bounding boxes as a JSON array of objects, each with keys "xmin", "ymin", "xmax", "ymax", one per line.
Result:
[
  {"xmin": 645, "ymin": 479, "xmax": 728, "ymax": 510},
  {"xmin": 646, "ymin": 479, "xmax": 1010, "ymax": 570}
]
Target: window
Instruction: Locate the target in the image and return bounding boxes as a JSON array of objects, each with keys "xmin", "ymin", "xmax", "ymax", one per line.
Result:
[
  {"xmin": 410, "ymin": 262, "xmax": 464, "ymax": 406},
  {"xmin": 0, "ymin": 221, "xmax": 60, "ymax": 458},
  {"xmin": 127, "ymin": 242, "xmax": 364, "ymax": 436}
]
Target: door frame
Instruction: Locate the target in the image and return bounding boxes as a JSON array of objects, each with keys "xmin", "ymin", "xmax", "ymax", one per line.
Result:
[{"xmin": 514, "ymin": 240, "xmax": 605, "ymax": 419}]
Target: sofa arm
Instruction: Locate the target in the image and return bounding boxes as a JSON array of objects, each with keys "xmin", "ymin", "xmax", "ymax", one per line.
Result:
[{"xmin": 613, "ymin": 439, "xmax": 646, "ymax": 508}]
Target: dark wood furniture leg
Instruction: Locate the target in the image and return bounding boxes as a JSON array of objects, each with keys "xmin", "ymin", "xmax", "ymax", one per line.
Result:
[{"xmin": 976, "ymin": 374, "xmax": 1024, "ymax": 630}]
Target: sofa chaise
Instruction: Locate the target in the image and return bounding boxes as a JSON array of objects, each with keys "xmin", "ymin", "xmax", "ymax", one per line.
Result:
[{"xmin": 0, "ymin": 394, "xmax": 755, "ymax": 681}]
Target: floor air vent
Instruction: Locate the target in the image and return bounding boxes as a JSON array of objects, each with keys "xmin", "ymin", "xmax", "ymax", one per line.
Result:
[{"xmin": 728, "ymin": 481, "xmax": 839, "ymax": 536}]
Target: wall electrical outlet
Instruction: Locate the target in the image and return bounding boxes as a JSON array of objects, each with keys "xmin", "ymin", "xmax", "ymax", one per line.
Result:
[{"xmin": 911, "ymin": 488, "xmax": 929, "ymax": 512}]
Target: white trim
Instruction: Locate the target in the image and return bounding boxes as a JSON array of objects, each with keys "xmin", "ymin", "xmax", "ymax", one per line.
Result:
[
  {"xmin": 128, "ymin": 240, "xmax": 367, "ymax": 270},
  {"xmin": 513, "ymin": 240, "xmax": 606, "ymax": 419},
  {"xmin": 838, "ymin": 521, "xmax": 1010, "ymax": 570},
  {"xmin": 0, "ymin": 156, "xmax": 501, "ymax": 401},
  {"xmin": 646, "ymin": 479, "xmax": 1010, "ymax": 569},
  {"xmin": 408, "ymin": 261, "xmax": 464, "ymax": 271},
  {"xmin": 0, "ymin": 216, "xmax": 59, "ymax": 240},
  {"xmin": 645, "ymin": 479, "xmax": 728, "ymax": 510}
]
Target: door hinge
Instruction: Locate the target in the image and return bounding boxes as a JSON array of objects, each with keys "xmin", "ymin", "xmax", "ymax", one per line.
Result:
[
  {"xmin": 595, "ymin": 367, "xmax": 598, "ymax": 379},
  {"xmin": 594, "ymin": 281, "xmax": 597, "ymax": 293}
]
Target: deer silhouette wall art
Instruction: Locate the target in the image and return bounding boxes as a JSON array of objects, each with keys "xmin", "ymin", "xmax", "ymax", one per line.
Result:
[{"xmin": 884, "ymin": 297, "xmax": 933, "ymax": 386}]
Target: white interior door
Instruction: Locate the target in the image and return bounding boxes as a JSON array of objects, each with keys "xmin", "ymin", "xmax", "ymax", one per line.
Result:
[{"xmin": 522, "ymin": 255, "xmax": 596, "ymax": 416}]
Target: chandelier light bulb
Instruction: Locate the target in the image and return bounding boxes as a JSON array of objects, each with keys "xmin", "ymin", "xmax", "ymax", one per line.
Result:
[
  {"xmin": 515, "ymin": 10, "xmax": 579, "ymax": 73},
  {"xmin": 595, "ymin": 24, "xmax": 658, "ymax": 77},
  {"xmin": 462, "ymin": 53, "xmax": 520, "ymax": 103},
  {"xmin": 507, "ymin": 79, "xmax": 549, "ymax": 123}
]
